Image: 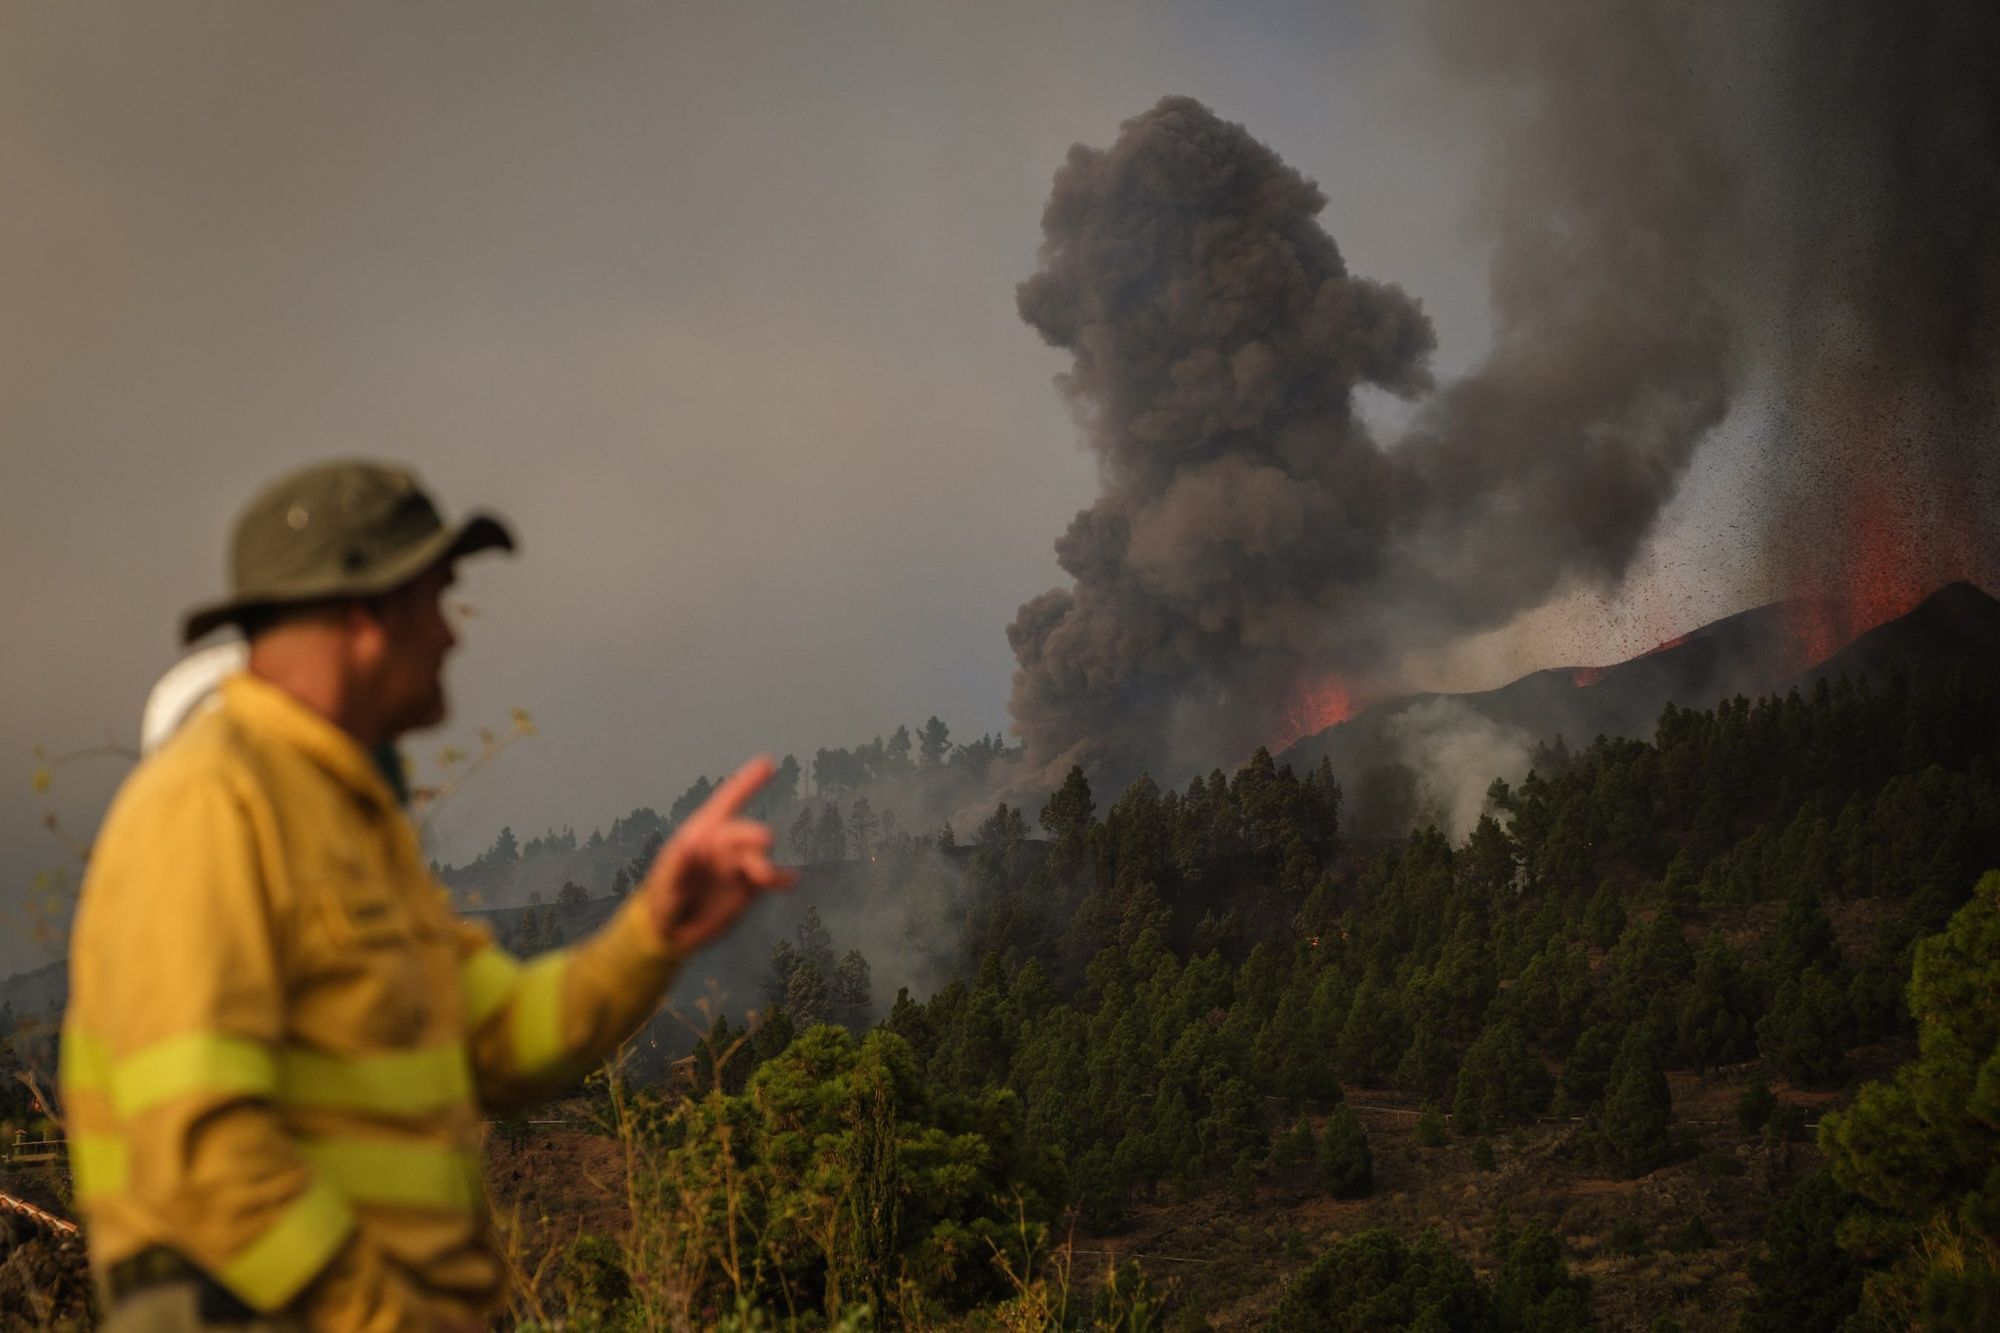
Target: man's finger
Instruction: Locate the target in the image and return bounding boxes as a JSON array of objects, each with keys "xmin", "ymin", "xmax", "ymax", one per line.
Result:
[
  {"xmin": 743, "ymin": 853, "xmax": 798, "ymax": 891},
  {"xmin": 717, "ymin": 821, "xmax": 775, "ymax": 853},
  {"xmin": 686, "ymin": 757, "xmax": 776, "ymax": 831}
]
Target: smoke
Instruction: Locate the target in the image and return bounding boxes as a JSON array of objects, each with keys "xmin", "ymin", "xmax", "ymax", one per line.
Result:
[
  {"xmin": 1378, "ymin": 699, "xmax": 1534, "ymax": 840},
  {"xmin": 1009, "ymin": 44, "xmax": 1735, "ymax": 790},
  {"xmin": 1006, "ymin": 95, "xmax": 1436, "ymax": 790},
  {"xmin": 1758, "ymin": 0, "xmax": 2000, "ymax": 639},
  {"xmin": 1007, "ymin": 1, "xmax": 2000, "ymax": 797}
]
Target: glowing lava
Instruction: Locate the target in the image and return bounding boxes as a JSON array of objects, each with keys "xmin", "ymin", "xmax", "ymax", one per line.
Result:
[
  {"xmin": 1782, "ymin": 471, "xmax": 1939, "ymax": 671},
  {"xmin": 1272, "ymin": 677, "xmax": 1355, "ymax": 750}
]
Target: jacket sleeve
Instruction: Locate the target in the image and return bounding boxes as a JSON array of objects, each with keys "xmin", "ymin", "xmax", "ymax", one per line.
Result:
[
  {"xmin": 75, "ymin": 774, "xmax": 431, "ymax": 1329},
  {"xmin": 454, "ymin": 895, "xmax": 684, "ymax": 1111}
]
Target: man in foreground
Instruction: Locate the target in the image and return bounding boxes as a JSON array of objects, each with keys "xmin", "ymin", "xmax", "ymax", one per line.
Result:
[{"xmin": 61, "ymin": 460, "xmax": 793, "ymax": 1330}]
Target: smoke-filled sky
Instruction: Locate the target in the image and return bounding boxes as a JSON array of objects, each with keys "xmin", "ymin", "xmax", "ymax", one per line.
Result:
[
  {"xmin": 1000, "ymin": 0, "xmax": 1998, "ymax": 792},
  {"xmin": 4, "ymin": 2, "xmax": 1960, "ymax": 976}
]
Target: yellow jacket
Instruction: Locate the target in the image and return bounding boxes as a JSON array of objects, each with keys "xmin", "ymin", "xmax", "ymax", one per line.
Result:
[{"xmin": 61, "ymin": 673, "xmax": 683, "ymax": 1328}]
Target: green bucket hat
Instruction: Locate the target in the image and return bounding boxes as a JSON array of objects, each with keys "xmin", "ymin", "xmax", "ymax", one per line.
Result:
[{"xmin": 182, "ymin": 459, "xmax": 515, "ymax": 644}]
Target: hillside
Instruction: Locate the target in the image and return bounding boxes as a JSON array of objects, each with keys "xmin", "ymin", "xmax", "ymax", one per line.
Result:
[
  {"xmin": 464, "ymin": 661, "xmax": 2000, "ymax": 1329},
  {"xmin": 7, "ymin": 597, "xmax": 1998, "ymax": 1328},
  {"xmin": 1277, "ymin": 582, "xmax": 2000, "ymax": 837}
]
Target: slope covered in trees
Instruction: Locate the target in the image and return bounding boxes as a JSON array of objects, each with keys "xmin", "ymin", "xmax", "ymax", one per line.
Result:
[
  {"xmin": 485, "ymin": 666, "xmax": 2000, "ymax": 1328},
  {"xmin": 12, "ymin": 661, "xmax": 1994, "ymax": 1327}
]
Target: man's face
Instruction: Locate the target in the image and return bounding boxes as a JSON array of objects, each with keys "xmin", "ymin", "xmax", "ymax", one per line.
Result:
[{"xmin": 354, "ymin": 562, "xmax": 459, "ymax": 738}]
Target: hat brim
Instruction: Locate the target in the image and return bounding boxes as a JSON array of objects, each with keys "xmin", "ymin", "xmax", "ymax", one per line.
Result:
[{"xmin": 181, "ymin": 511, "xmax": 515, "ymax": 645}]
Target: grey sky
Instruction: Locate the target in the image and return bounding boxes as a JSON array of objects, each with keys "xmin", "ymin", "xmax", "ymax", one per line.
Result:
[{"xmin": 1, "ymin": 2, "xmax": 1770, "ymax": 975}]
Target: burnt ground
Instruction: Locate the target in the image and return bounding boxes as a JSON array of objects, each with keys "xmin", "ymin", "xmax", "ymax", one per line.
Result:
[
  {"xmin": 1066, "ymin": 1056, "xmax": 1892, "ymax": 1333},
  {"xmin": 483, "ymin": 1045, "xmax": 1895, "ymax": 1332},
  {"xmin": 0, "ymin": 1164, "xmax": 93, "ymax": 1331}
]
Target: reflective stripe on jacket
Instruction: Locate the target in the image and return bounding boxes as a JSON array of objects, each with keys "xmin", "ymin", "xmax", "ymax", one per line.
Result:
[{"xmin": 62, "ymin": 673, "xmax": 683, "ymax": 1328}]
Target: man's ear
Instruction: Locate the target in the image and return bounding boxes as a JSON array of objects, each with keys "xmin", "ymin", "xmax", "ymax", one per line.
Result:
[{"xmin": 344, "ymin": 597, "xmax": 393, "ymax": 665}]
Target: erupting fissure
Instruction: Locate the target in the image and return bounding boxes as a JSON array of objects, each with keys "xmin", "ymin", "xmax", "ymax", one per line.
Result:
[{"xmin": 1272, "ymin": 678, "xmax": 1355, "ymax": 753}]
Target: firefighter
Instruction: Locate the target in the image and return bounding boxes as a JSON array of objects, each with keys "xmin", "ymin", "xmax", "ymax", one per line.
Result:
[{"xmin": 61, "ymin": 460, "xmax": 795, "ymax": 1330}]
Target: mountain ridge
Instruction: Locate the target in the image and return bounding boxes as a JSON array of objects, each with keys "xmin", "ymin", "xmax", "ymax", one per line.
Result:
[{"xmin": 1277, "ymin": 582, "xmax": 2000, "ymax": 836}]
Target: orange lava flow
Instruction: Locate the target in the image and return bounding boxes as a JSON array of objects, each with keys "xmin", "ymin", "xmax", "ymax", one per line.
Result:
[
  {"xmin": 1784, "ymin": 472, "xmax": 1935, "ymax": 671},
  {"xmin": 1272, "ymin": 677, "xmax": 1354, "ymax": 750}
]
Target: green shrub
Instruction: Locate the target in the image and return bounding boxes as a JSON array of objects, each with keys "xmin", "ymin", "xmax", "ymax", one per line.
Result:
[
  {"xmin": 1270, "ymin": 1116, "xmax": 1317, "ymax": 1173},
  {"xmin": 1608, "ymin": 1218, "xmax": 1651, "ymax": 1258},
  {"xmin": 1415, "ymin": 1105, "xmax": 1448, "ymax": 1148},
  {"xmin": 1735, "ymin": 1079, "xmax": 1776, "ymax": 1134},
  {"xmin": 1268, "ymin": 1229, "xmax": 1488, "ymax": 1332},
  {"xmin": 1765, "ymin": 1100, "xmax": 1808, "ymax": 1145},
  {"xmin": 1319, "ymin": 1103, "xmax": 1375, "ymax": 1199},
  {"xmin": 1492, "ymin": 1218, "xmax": 1592, "ymax": 1332},
  {"xmin": 1665, "ymin": 1215, "xmax": 1715, "ymax": 1253}
]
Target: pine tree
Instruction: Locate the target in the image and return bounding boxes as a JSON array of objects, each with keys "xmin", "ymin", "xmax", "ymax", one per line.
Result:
[
  {"xmin": 785, "ymin": 961, "xmax": 831, "ymax": 1028},
  {"xmin": 1557, "ymin": 1023, "xmax": 1620, "ymax": 1115},
  {"xmin": 1337, "ymin": 975, "xmax": 1410, "ymax": 1085},
  {"xmin": 1819, "ymin": 871, "xmax": 2000, "ymax": 1323},
  {"xmin": 1739, "ymin": 1170, "xmax": 1863, "ymax": 1332},
  {"xmin": 814, "ymin": 802, "xmax": 847, "ymax": 861},
  {"xmin": 692, "ymin": 1011, "xmax": 749, "ymax": 1096},
  {"xmin": 788, "ymin": 805, "xmax": 816, "ymax": 862},
  {"xmin": 1606, "ymin": 910, "xmax": 1693, "ymax": 1032},
  {"xmin": 1771, "ymin": 882, "xmax": 1843, "ymax": 978},
  {"xmin": 1269, "ymin": 1229, "xmax": 1488, "ymax": 1333},
  {"xmin": 1318, "ymin": 1103, "xmax": 1374, "ymax": 1199},
  {"xmin": 832, "ymin": 949, "xmax": 873, "ymax": 1026},
  {"xmin": 1395, "ymin": 1014, "xmax": 1459, "ymax": 1102},
  {"xmin": 883, "ymin": 725, "xmax": 913, "ymax": 775},
  {"xmin": 918, "ymin": 716, "xmax": 951, "ymax": 770},
  {"xmin": 1596, "ymin": 1027, "xmax": 1671, "ymax": 1178},
  {"xmin": 668, "ymin": 775, "xmax": 716, "ymax": 826},
  {"xmin": 748, "ymin": 1006, "xmax": 795, "ymax": 1067},
  {"xmin": 1509, "ymin": 938, "xmax": 1594, "ymax": 1058},
  {"xmin": 1492, "ymin": 1218, "xmax": 1591, "ymax": 1333},
  {"xmin": 1736, "ymin": 1079, "xmax": 1777, "ymax": 1134},
  {"xmin": 1040, "ymin": 765, "xmax": 1096, "ymax": 886},
  {"xmin": 1582, "ymin": 881, "xmax": 1625, "ymax": 950},
  {"xmin": 847, "ymin": 795, "xmax": 877, "ymax": 861},
  {"xmin": 795, "ymin": 905, "xmax": 836, "ymax": 975},
  {"xmin": 1452, "ymin": 1018, "xmax": 1552, "ymax": 1136},
  {"xmin": 1756, "ymin": 966, "xmax": 1853, "ymax": 1087},
  {"xmin": 1673, "ymin": 934, "xmax": 1756, "ymax": 1071}
]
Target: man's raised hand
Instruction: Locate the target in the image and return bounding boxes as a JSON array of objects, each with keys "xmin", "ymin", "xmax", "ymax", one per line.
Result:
[{"xmin": 642, "ymin": 757, "xmax": 798, "ymax": 952}]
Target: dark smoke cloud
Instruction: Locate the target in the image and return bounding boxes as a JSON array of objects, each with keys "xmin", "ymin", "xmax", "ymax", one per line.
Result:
[
  {"xmin": 1007, "ymin": 96, "xmax": 1436, "ymax": 788},
  {"xmin": 1008, "ymin": 1, "xmax": 2000, "ymax": 795},
  {"xmin": 1760, "ymin": 0, "xmax": 2000, "ymax": 620},
  {"xmin": 1009, "ymin": 43, "xmax": 1738, "ymax": 789},
  {"xmin": 1394, "ymin": 2, "xmax": 1739, "ymax": 631}
]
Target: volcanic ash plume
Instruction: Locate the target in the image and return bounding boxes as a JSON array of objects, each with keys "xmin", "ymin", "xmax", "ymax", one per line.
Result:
[
  {"xmin": 1005, "ymin": 96, "xmax": 1435, "ymax": 789},
  {"xmin": 1761, "ymin": 0, "xmax": 2000, "ymax": 654},
  {"xmin": 1008, "ymin": 77, "xmax": 1738, "ymax": 792}
]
